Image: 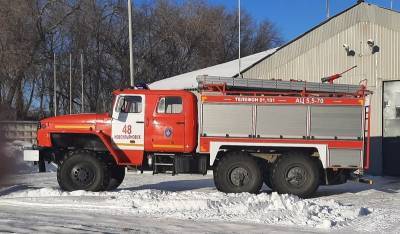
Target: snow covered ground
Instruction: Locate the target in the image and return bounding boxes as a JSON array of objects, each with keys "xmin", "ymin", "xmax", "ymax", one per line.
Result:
[
  {"xmin": 1, "ymin": 172, "xmax": 400, "ymax": 233},
  {"xmin": 0, "ymin": 143, "xmax": 400, "ymax": 233}
]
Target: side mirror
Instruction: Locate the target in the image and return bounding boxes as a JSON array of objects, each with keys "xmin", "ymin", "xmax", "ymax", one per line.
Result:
[{"xmin": 112, "ymin": 109, "xmax": 120, "ymax": 120}]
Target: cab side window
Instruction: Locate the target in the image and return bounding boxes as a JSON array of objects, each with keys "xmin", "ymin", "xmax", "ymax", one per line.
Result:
[
  {"xmin": 116, "ymin": 96, "xmax": 142, "ymax": 113},
  {"xmin": 157, "ymin": 97, "xmax": 182, "ymax": 114}
]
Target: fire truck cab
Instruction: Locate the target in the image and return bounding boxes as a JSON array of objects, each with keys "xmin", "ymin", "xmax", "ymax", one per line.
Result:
[
  {"xmin": 111, "ymin": 89, "xmax": 198, "ymax": 154},
  {"xmin": 24, "ymin": 76, "xmax": 372, "ymax": 198}
]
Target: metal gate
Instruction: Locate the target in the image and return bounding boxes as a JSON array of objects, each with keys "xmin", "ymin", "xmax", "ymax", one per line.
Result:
[
  {"xmin": 382, "ymin": 81, "xmax": 400, "ymax": 176},
  {"xmin": 0, "ymin": 121, "xmax": 38, "ymax": 144}
]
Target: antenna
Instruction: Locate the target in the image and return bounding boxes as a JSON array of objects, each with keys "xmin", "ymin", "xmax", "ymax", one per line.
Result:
[
  {"xmin": 81, "ymin": 53, "xmax": 84, "ymax": 113},
  {"xmin": 69, "ymin": 53, "xmax": 72, "ymax": 114},
  {"xmin": 238, "ymin": 0, "xmax": 242, "ymax": 78}
]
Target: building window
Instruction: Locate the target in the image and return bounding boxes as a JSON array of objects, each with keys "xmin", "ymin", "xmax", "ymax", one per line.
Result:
[{"xmin": 157, "ymin": 97, "xmax": 182, "ymax": 114}]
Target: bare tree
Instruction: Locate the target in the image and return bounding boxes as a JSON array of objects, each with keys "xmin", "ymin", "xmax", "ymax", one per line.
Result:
[{"xmin": 0, "ymin": 0, "xmax": 283, "ymax": 118}]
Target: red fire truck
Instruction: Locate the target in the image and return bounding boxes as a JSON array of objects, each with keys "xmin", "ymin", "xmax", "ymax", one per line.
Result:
[{"xmin": 24, "ymin": 75, "xmax": 371, "ymax": 198}]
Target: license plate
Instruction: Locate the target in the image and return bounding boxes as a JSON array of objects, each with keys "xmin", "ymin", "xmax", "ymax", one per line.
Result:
[{"xmin": 23, "ymin": 150, "xmax": 39, "ymax": 161}]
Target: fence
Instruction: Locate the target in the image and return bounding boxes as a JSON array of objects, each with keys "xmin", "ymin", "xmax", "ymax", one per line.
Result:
[{"xmin": 0, "ymin": 121, "xmax": 38, "ymax": 145}]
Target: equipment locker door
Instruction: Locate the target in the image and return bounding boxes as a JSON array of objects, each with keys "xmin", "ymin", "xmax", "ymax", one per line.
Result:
[
  {"xmin": 150, "ymin": 96, "xmax": 185, "ymax": 152},
  {"xmin": 111, "ymin": 94, "xmax": 145, "ymax": 150}
]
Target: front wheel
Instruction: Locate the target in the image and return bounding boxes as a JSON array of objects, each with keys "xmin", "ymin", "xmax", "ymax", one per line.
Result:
[
  {"xmin": 271, "ymin": 152, "xmax": 320, "ymax": 198},
  {"xmin": 213, "ymin": 152, "xmax": 263, "ymax": 194},
  {"xmin": 57, "ymin": 151, "xmax": 110, "ymax": 191}
]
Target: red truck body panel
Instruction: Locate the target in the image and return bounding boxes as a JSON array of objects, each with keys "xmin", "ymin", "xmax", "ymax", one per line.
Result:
[
  {"xmin": 142, "ymin": 91, "xmax": 198, "ymax": 153},
  {"xmin": 37, "ymin": 89, "xmax": 198, "ymax": 166},
  {"xmin": 35, "ymin": 84, "xmax": 370, "ymax": 169}
]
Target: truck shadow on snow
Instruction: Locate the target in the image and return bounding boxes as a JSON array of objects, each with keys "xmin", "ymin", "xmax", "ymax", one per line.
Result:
[
  {"xmin": 314, "ymin": 177, "xmax": 400, "ymax": 197},
  {"xmin": 121, "ymin": 177, "xmax": 400, "ymax": 198},
  {"xmin": 0, "ymin": 184, "xmax": 42, "ymax": 196},
  {"xmin": 122, "ymin": 178, "xmax": 216, "ymax": 192},
  {"xmin": 121, "ymin": 178, "xmax": 278, "ymax": 193}
]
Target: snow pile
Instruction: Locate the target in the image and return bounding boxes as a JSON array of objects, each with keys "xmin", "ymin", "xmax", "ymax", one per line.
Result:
[
  {"xmin": 3, "ymin": 141, "xmax": 57, "ymax": 174},
  {"xmin": 2, "ymin": 188, "xmax": 371, "ymax": 229}
]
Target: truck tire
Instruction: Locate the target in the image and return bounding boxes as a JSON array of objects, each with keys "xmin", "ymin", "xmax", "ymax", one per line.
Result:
[
  {"xmin": 213, "ymin": 152, "xmax": 263, "ymax": 194},
  {"xmin": 107, "ymin": 165, "xmax": 125, "ymax": 190},
  {"xmin": 57, "ymin": 150, "xmax": 110, "ymax": 192},
  {"xmin": 271, "ymin": 152, "xmax": 319, "ymax": 198}
]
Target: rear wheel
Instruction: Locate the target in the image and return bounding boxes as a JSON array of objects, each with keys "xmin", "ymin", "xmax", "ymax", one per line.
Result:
[
  {"xmin": 57, "ymin": 151, "xmax": 109, "ymax": 192},
  {"xmin": 107, "ymin": 165, "xmax": 125, "ymax": 190},
  {"xmin": 271, "ymin": 152, "xmax": 319, "ymax": 198},
  {"xmin": 213, "ymin": 152, "xmax": 263, "ymax": 194}
]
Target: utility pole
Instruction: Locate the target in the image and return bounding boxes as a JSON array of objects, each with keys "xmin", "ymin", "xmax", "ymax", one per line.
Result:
[
  {"xmin": 326, "ymin": 0, "xmax": 330, "ymax": 19},
  {"xmin": 53, "ymin": 53, "xmax": 57, "ymax": 116},
  {"xmin": 81, "ymin": 53, "xmax": 84, "ymax": 113},
  {"xmin": 69, "ymin": 53, "xmax": 72, "ymax": 114},
  {"xmin": 128, "ymin": 0, "xmax": 134, "ymax": 87},
  {"xmin": 391, "ymin": 0, "xmax": 393, "ymax": 10},
  {"xmin": 238, "ymin": 0, "xmax": 242, "ymax": 78}
]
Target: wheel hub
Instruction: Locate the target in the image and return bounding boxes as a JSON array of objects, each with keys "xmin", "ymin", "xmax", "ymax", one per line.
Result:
[
  {"xmin": 230, "ymin": 167, "xmax": 250, "ymax": 187},
  {"xmin": 71, "ymin": 165, "xmax": 94, "ymax": 186},
  {"xmin": 286, "ymin": 166, "xmax": 306, "ymax": 187}
]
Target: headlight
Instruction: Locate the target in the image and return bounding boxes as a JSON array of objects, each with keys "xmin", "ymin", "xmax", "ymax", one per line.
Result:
[{"xmin": 38, "ymin": 122, "xmax": 48, "ymax": 129}]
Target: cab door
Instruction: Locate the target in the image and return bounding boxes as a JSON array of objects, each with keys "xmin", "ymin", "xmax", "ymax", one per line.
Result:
[
  {"xmin": 150, "ymin": 96, "xmax": 185, "ymax": 152},
  {"xmin": 111, "ymin": 95, "xmax": 145, "ymax": 150}
]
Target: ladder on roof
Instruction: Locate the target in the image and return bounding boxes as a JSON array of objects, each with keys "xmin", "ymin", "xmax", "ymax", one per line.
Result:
[{"xmin": 197, "ymin": 75, "xmax": 362, "ymax": 94}]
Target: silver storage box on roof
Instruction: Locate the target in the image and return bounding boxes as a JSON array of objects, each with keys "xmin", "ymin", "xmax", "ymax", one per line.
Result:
[
  {"xmin": 262, "ymin": 80, "xmax": 277, "ymax": 89},
  {"xmin": 247, "ymin": 79, "xmax": 263, "ymax": 88},
  {"xmin": 319, "ymin": 83, "xmax": 335, "ymax": 92},
  {"xmin": 290, "ymin": 81, "xmax": 306, "ymax": 91},
  {"xmin": 334, "ymin": 84, "xmax": 351, "ymax": 93},
  {"xmin": 197, "ymin": 75, "xmax": 362, "ymax": 93},
  {"xmin": 220, "ymin": 77, "xmax": 234, "ymax": 86},
  {"xmin": 276, "ymin": 80, "xmax": 292, "ymax": 90},
  {"xmin": 232, "ymin": 78, "xmax": 248, "ymax": 87}
]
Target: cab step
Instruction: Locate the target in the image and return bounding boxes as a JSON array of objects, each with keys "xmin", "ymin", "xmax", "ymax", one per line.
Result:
[{"xmin": 151, "ymin": 153, "xmax": 208, "ymax": 175}]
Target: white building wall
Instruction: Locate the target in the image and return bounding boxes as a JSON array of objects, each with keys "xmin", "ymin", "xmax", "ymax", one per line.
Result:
[{"xmin": 243, "ymin": 5, "xmax": 400, "ymax": 137}]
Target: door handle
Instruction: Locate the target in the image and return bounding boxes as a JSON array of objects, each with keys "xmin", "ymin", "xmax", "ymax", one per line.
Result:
[
  {"xmin": 176, "ymin": 121, "xmax": 185, "ymax": 125},
  {"xmin": 136, "ymin": 121, "xmax": 144, "ymax": 124}
]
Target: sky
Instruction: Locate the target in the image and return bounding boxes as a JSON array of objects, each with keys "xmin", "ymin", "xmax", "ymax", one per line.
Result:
[{"xmin": 207, "ymin": 0, "xmax": 399, "ymax": 42}]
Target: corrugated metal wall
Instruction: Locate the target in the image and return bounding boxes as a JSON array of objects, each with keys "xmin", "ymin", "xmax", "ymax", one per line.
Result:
[{"xmin": 243, "ymin": 3, "xmax": 400, "ymax": 137}]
